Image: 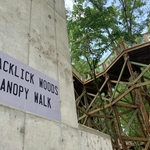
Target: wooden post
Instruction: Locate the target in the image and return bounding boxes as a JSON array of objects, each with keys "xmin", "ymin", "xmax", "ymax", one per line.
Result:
[
  {"xmin": 83, "ymin": 87, "xmax": 92, "ymax": 127},
  {"xmin": 105, "ymin": 73, "xmax": 120, "ymax": 149},
  {"xmin": 125, "ymin": 54, "xmax": 150, "ymax": 135},
  {"xmin": 141, "ymin": 76, "xmax": 150, "ymax": 107},
  {"xmin": 114, "ymin": 49, "xmax": 118, "ymax": 57},
  {"xmin": 137, "ymin": 113, "xmax": 146, "ymax": 137},
  {"xmin": 120, "ymin": 41, "xmax": 126, "ymax": 51},
  {"xmin": 114, "ymin": 106, "xmax": 127, "ymax": 149},
  {"xmin": 110, "ymin": 57, "xmax": 128, "ymax": 102}
]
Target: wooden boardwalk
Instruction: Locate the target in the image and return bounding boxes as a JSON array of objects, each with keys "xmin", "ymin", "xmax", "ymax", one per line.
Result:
[{"xmin": 72, "ymin": 32, "xmax": 150, "ymax": 149}]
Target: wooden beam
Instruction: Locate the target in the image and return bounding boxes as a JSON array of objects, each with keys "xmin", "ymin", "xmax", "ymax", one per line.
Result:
[
  {"xmin": 135, "ymin": 80, "xmax": 150, "ymax": 88},
  {"xmin": 137, "ymin": 113, "xmax": 147, "ymax": 137},
  {"xmin": 88, "ymin": 85, "xmax": 134, "ymax": 115},
  {"xmin": 106, "ymin": 73, "xmax": 128, "ymax": 80},
  {"xmin": 90, "ymin": 113, "xmax": 114, "ymax": 119},
  {"xmin": 134, "ymin": 64, "xmax": 150, "ymax": 84},
  {"xmin": 76, "ymin": 105, "xmax": 87, "ymax": 115},
  {"xmin": 123, "ymin": 109, "xmax": 139, "ymax": 134},
  {"xmin": 116, "ymin": 89, "xmax": 133, "ymax": 104},
  {"xmin": 116, "ymin": 103, "xmax": 138, "ymax": 108},
  {"xmin": 110, "ymin": 80, "xmax": 132, "ymax": 85},
  {"xmin": 81, "ymin": 78, "xmax": 110, "ymax": 125},
  {"xmin": 130, "ymin": 61, "xmax": 148, "ymax": 67},
  {"xmin": 114, "ymin": 106, "xmax": 127, "ymax": 148},
  {"xmin": 110, "ymin": 57, "xmax": 128, "ymax": 102},
  {"xmin": 91, "ymin": 121, "xmax": 102, "ymax": 131},
  {"xmin": 81, "ymin": 41, "xmax": 150, "ymax": 84},
  {"xmin": 78, "ymin": 114, "xmax": 87, "ymax": 121},
  {"xmin": 102, "ymin": 97, "xmax": 110, "ymax": 102},
  {"xmin": 119, "ymin": 108, "xmax": 134, "ymax": 116},
  {"xmin": 86, "ymin": 77, "xmax": 109, "ymax": 111},
  {"xmin": 74, "ymin": 88, "xmax": 79, "ymax": 99},
  {"xmin": 76, "ymin": 91, "xmax": 86, "ymax": 105},
  {"xmin": 120, "ymin": 115, "xmax": 141, "ymax": 136},
  {"xmin": 87, "ymin": 92, "xmax": 96, "ymax": 97},
  {"xmin": 122, "ymin": 136, "xmax": 148, "ymax": 142},
  {"xmin": 84, "ymin": 87, "xmax": 92, "ymax": 127}
]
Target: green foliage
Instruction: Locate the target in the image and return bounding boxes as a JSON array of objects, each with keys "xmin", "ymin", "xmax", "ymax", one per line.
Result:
[
  {"xmin": 116, "ymin": 0, "xmax": 147, "ymax": 42},
  {"xmin": 66, "ymin": 0, "xmax": 149, "ymax": 74},
  {"xmin": 67, "ymin": 0, "xmax": 118, "ymax": 74}
]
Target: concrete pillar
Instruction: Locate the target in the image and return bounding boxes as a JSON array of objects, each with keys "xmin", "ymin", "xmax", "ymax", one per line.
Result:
[{"xmin": 0, "ymin": 0, "xmax": 113, "ymax": 149}]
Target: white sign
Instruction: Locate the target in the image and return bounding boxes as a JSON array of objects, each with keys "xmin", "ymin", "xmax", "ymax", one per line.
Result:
[{"xmin": 0, "ymin": 51, "xmax": 60, "ymax": 121}]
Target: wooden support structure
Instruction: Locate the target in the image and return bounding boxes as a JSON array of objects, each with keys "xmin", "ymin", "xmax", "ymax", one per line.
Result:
[
  {"xmin": 73, "ymin": 32, "xmax": 150, "ymax": 149},
  {"xmin": 125, "ymin": 53, "xmax": 150, "ymax": 135}
]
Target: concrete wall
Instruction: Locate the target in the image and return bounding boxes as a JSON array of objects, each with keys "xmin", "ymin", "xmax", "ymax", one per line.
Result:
[{"xmin": 0, "ymin": 0, "xmax": 113, "ymax": 149}]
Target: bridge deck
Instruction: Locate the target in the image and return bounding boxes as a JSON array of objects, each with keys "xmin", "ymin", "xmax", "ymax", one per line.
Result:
[{"xmin": 73, "ymin": 36, "xmax": 150, "ymax": 96}]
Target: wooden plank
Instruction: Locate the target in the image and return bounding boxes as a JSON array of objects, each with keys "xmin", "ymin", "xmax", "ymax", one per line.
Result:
[
  {"xmin": 83, "ymin": 88, "xmax": 92, "ymax": 127},
  {"xmin": 110, "ymin": 57, "xmax": 128, "ymax": 102},
  {"xmin": 78, "ymin": 114, "xmax": 87, "ymax": 121},
  {"xmin": 116, "ymin": 103, "xmax": 138, "ymax": 108},
  {"xmin": 114, "ymin": 106, "xmax": 127, "ymax": 148},
  {"xmin": 135, "ymin": 80, "xmax": 150, "ymax": 88},
  {"xmin": 137, "ymin": 113, "xmax": 147, "ymax": 137},
  {"xmin": 82, "ymin": 41, "xmax": 150, "ymax": 84},
  {"xmin": 123, "ymin": 109, "xmax": 139, "ymax": 134},
  {"xmin": 130, "ymin": 61, "xmax": 148, "ymax": 67},
  {"xmin": 90, "ymin": 113, "xmax": 114, "ymax": 119},
  {"xmin": 76, "ymin": 90, "xmax": 86, "ymax": 105},
  {"xmin": 122, "ymin": 136, "xmax": 148, "ymax": 142},
  {"xmin": 120, "ymin": 115, "xmax": 141, "ymax": 136},
  {"xmin": 87, "ymin": 92, "xmax": 96, "ymax": 97},
  {"xmin": 110, "ymin": 80, "xmax": 132, "ymax": 85}
]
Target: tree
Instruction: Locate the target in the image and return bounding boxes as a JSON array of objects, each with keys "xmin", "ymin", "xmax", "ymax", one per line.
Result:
[
  {"xmin": 67, "ymin": 1, "xmax": 120, "ymax": 135},
  {"xmin": 67, "ymin": 0, "xmax": 118, "ymax": 74},
  {"xmin": 67, "ymin": 0, "xmax": 149, "ymax": 74},
  {"xmin": 116, "ymin": 0, "xmax": 147, "ymax": 42},
  {"xmin": 66, "ymin": 0, "xmax": 149, "ymax": 137}
]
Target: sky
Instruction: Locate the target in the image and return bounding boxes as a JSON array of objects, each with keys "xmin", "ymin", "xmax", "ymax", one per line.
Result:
[{"xmin": 64, "ymin": 0, "xmax": 74, "ymax": 11}]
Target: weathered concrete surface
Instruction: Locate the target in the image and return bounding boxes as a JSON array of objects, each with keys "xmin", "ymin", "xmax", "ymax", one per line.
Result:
[
  {"xmin": 0, "ymin": 105, "xmax": 112, "ymax": 150},
  {"xmin": 0, "ymin": 0, "xmax": 113, "ymax": 149},
  {"xmin": 79, "ymin": 125, "xmax": 112, "ymax": 150},
  {"xmin": 29, "ymin": 0, "xmax": 58, "ymax": 80},
  {"xmin": 54, "ymin": 0, "xmax": 66, "ymax": 19},
  {"xmin": 0, "ymin": 0, "xmax": 30, "ymax": 64},
  {"xmin": 0, "ymin": 105, "xmax": 24, "ymax": 150},
  {"xmin": 24, "ymin": 113, "xmax": 62, "ymax": 150},
  {"xmin": 61, "ymin": 124, "xmax": 81, "ymax": 150}
]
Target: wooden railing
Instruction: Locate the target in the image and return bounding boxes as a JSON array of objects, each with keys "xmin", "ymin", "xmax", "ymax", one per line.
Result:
[{"xmin": 72, "ymin": 32, "xmax": 150, "ymax": 82}]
